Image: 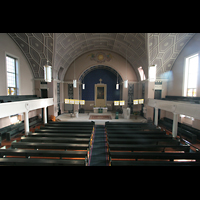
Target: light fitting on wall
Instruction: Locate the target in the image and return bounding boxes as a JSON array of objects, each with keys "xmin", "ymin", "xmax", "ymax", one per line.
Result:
[
  {"xmin": 44, "ymin": 35, "xmax": 52, "ymax": 82},
  {"xmin": 133, "ymin": 99, "xmax": 144, "ymax": 105}
]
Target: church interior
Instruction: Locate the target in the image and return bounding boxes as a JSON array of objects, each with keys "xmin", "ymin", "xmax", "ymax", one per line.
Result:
[{"xmin": 0, "ymin": 33, "xmax": 200, "ymax": 166}]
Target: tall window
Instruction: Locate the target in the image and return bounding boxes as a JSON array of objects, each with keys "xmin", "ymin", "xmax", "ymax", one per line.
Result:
[
  {"xmin": 184, "ymin": 53, "xmax": 199, "ymax": 97},
  {"xmin": 6, "ymin": 55, "xmax": 18, "ymax": 95},
  {"xmin": 138, "ymin": 66, "xmax": 146, "ymax": 81}
]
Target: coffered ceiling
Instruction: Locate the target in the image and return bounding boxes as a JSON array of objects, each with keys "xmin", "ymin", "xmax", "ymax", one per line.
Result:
[
  {"xmin": 7, "ymin": 33, "xmax": 53, "ymax": 78},
  {"xmin": 7, "ymin": 33, "xmax": 195, "ymax": 80},
  {"xmin": 54, "ymin": 33, "xmax": 148, "ymax": 80},
  {"xmin": 148, "ymin": 33, "xmax": 195, "ymax": 77}
]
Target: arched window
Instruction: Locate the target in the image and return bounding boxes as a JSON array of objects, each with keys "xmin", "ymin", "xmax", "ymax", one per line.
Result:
[{"xmin": 138, "ymin": 66, "xmax": 146, "ymax": 81}]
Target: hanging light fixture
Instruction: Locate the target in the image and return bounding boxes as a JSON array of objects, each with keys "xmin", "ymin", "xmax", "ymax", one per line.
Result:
[
  {"xmin": 149, "ymin": 33, "xmax": 157, "ymax": 82},
  {"xmin": 124, "ymin": 44, "xmax": 128, "ymax": 88},
  {"xmin": 116, "ymin": 73, "xmax": 119, "ymax": 90},
  {"xmin": 124, "ymin": 80, "xmax": 128, "ymax": 88},
  {"xmin": 73, "ymin": 61, "xmax": 77, "ymax": 88},
  {"xmin": 82, "ymin": 77, "xmax": 85, "ymax": 90},
  {"xmin": 73, "ymin": 79, "xmax": 77, "ymax": 88},
  {"xmin": 44, "ymin": 35, "xmax": 52, "ymax": 82},
  {"xmin": 116, "ymin": 83, "xmax": 119, "ymax": 90},
  {"xmin": 44, "ymin": 62, "xmax": 52, "ymax": 82},
  {"xmin": 149, "ymin": 64, "xmax": 157, "ymax": 82}
]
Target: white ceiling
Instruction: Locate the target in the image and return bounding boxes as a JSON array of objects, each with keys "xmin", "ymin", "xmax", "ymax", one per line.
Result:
[{"xmin": 8, "ymin": 33, "xmax": 195, "ymax": 80}]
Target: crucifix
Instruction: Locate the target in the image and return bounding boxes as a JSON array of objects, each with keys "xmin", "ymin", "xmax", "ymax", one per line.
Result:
[{"xmin": 99, "ymin": 78, "xmax": 102, "ymax": 84}]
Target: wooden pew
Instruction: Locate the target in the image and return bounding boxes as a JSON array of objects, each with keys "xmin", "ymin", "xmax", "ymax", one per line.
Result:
[
  {"xmin": 107, "ymin": 129, "xmax": 166, "ymax": 135},
  {"xmin": 108, "ymin": 144, "xmax": 190, "ymax": 152},
  {"xmin": 21, "ymin": 136, "xmax": 90, "ymax": 144},
  {"xmin": 107, "ymin": 133, "xmax": 172, "ymax": 139},
  {"xmin": 0, "ymin": 149, "xmax": 87, "ymax": 159},
  {"xmin": 108, "ymin": 138, "xmax": 180, "ymax": 145},
  {"xmin": 105, "ymin": 122, "xmax": 151, "ymax": 126},
  {"xmin": 48, "ymin": 121, "xmax": 95, "ymax": 125},
  {"xmin": 44, "ymin": 123, "xmax": 94, "ymax": 127},
  {"xmin": 28, "ymin": 132, "xmax": 91, "ymax": 138},
  {"xmin": 35, "ymin": 129, "xmax": 93, "ymax": 134},
  {"xmin": 110, "ymin": 160, "xmax": 200, "ymax": 166},
  {"xmin": 109, "ymin": 152, "xmax": 200, "ymax": 161},
  {"xmin": 0, "ymin": 158, "xmax": 86, "ymax": 166},
  {"xmin": 11, "ymin": 142, "xmax": 89, "ymax": 151},
  {"xmin": 40, "ymin": 126, "xmax": 93, "ymax": 130}
]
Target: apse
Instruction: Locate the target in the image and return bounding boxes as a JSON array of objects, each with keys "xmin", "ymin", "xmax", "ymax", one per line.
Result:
[{"xmin": 81, "ymin": 68, "xmax": 121, "ymax": 101}]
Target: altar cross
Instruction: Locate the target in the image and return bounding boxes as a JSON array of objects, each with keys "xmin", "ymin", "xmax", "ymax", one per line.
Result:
[{"xmin": 99, "ymin": 78, "xmax": 102, "ymax": 84}]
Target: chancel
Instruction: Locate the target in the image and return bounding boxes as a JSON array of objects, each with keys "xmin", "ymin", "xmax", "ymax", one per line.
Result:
[{"xmin": 0, "ymin": 33, "xmax": 200, "ymax": 166}]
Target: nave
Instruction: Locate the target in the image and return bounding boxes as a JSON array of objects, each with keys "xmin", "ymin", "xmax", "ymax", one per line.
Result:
[{"xmin": 1, "ymin": 120, "xmax": 200, "ymax": 166}]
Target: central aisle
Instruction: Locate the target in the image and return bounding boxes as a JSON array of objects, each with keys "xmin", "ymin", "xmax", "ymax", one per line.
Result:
[{"xmin": 89, "ymin": 125, "xmax": 109, "ymax": 166}]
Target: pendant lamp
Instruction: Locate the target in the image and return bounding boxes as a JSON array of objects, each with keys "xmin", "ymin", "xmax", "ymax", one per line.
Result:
[{"xmin": 44, "ymin": 62, "xmax": 52, "ymax": 82}]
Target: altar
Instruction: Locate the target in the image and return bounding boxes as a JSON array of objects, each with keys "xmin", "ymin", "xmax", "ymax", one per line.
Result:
[{"xmin": 93, "ymin": 107, "xmax": 108, "ymax": 113}]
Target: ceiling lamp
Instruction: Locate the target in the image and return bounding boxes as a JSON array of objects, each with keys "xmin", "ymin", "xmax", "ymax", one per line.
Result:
[
  {"xmin": 116, "ymin": 73, "xmax": 119, "ymax": 90},
  {"xmin": 73, "ymin": 79, "xmax": 77, "ymax": 88},
  {"xmin": 73, "ymin": 61, "xmax": 77, "ymax": 88},
  {"xmin": 124, "ymin": 44, "xmax": 128, "ymax": 88},
  {"xmin": 44, "ymin": 62, "xmax": 52, "ymax": 82},
  {"xmin": 82, "ymin": 83, "xmax": 85, "ymax": 90},
  {"xmin": 44, "ymin": 35, "xmax": 52, "ymax": 82},
  {"xmin": 116, "ymin": 83, "xmax": 119, "ymax": 90},
  {"xmin": 124, "ymin": 80, "xmax": 128, "ymax": 88},
  {"xmin": 149, "ymin": 64, "xmax": 157, "ymax": 82}
]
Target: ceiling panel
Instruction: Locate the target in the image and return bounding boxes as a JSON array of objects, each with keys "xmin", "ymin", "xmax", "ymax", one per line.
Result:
[
  {"xmin": 7, "ymin": 33, "xmax": 195, "ymax": 80},
  {"xmin": 148, "ymin": 33, "xmax": 195, "ymax": 77},
  {"xmin": 7, "ymin": 33, "xmax": 53, "ymax": 78}
]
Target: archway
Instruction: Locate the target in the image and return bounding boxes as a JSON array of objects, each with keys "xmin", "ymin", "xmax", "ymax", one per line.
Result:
[{"xmin": 79, "ymin": 65, "xmax": 123, "ymax": 101}]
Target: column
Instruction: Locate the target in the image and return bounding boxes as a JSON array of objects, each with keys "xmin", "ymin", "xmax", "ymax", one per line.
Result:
[
  {"xmin": 154, "ymin": 107, "xmax": 158, "ymax": 126},
  {"xmin": 24, "ymin": 111, "xmax": 29, "ymax": 136},
  {"xmin": 43, "ymin": 107, "xmax": 47, "ymax": 124},
  {"xmin": 172, "ymin": 113, "xmax": 178, "ymax": 138}
]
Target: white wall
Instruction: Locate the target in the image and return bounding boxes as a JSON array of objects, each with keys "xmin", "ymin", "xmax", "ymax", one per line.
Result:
[
  {"xmin": 0, "ymin": 33, "xmax": 35, "ymax": 95},
  {"xmin": 167, "ymin": 33, "xmax": 200, "ymax": 96},
  {"xmin": 166, "ymin": 33, "xmax": 200, "ymax": 130},
  {"xmin": 0, "ymin": 33, "xmax": 36, "ymax": 128},
  {"xmin": 63, "ymin": 50, "xmax": 138, "ymax": 112}
]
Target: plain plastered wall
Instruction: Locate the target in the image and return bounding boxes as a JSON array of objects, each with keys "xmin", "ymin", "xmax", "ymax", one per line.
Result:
[
  {"xmin": 0, "ymin": 33, "xmax": 35, "ymax": 95},
  {"xmin": 166, "ymin": 33, "xmax": 200, "ymax": 130},
  {"xmin": 0, "ymin": 33, "xmax": 36, "ymax": 128}
]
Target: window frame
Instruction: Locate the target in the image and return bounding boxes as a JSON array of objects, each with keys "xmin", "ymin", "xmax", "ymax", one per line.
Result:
[
  {"xmin": 183, "ymin": 53, "xmax": 199, "ymax": 97},
  {"xmin": 138, "ymin": 66, "xmax": 146, "ymax": 81},
  {"xmin": 181, "ymin": 53, "xmax": 199, "ymax": 121},
  {"xmin": 6, "ymin": 54, "xmax": 19, "ymax": 95}
]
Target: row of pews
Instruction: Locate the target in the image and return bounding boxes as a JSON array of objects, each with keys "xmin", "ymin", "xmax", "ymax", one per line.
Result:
[
  {"xmin": 0, "ymin": 121, "xmax": 95, "ymax": 166},
  {"xmin": 106, "ymin": 122, "xmax": 200, "ymax": 166}
]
